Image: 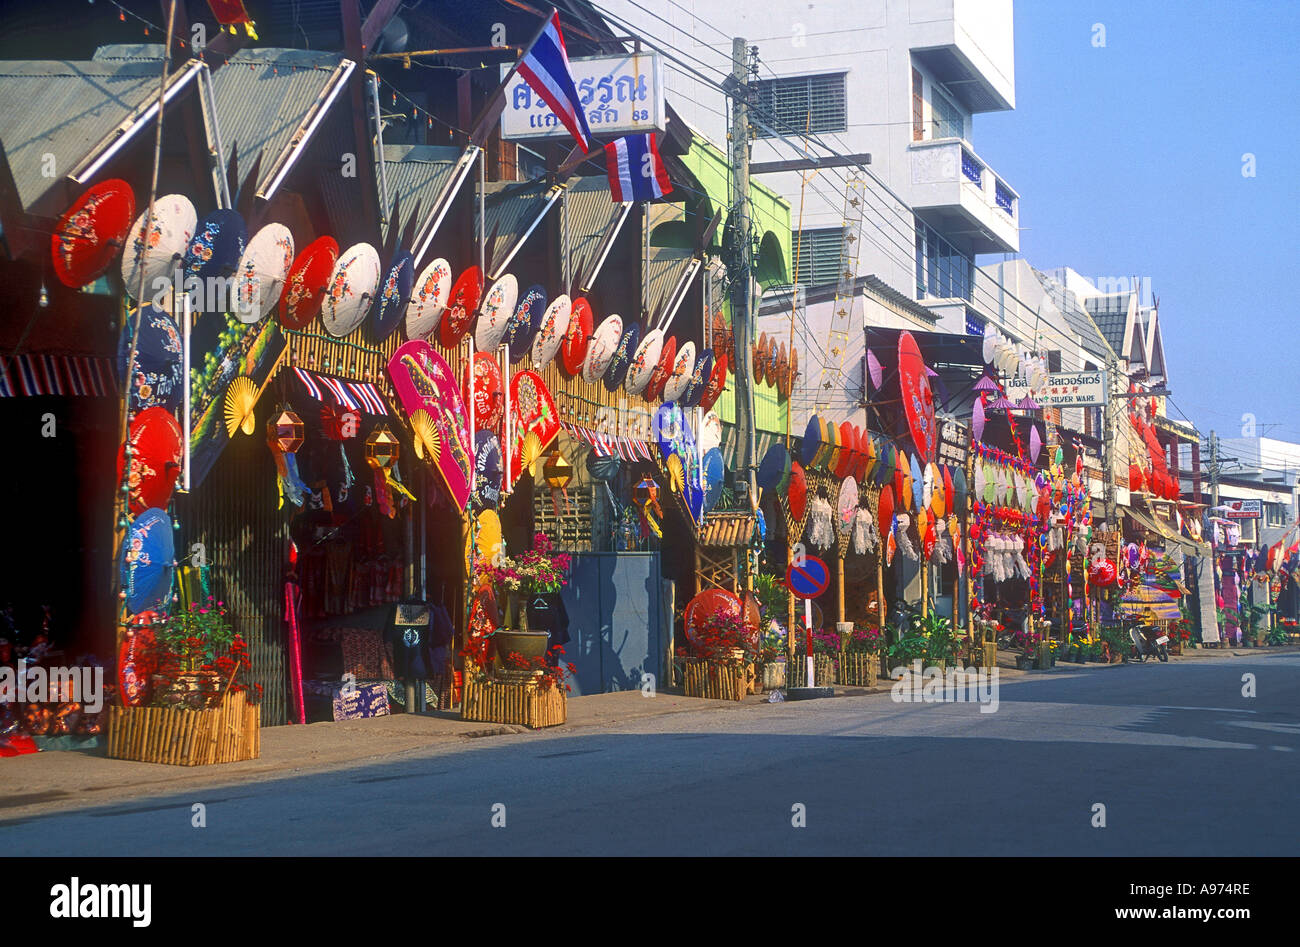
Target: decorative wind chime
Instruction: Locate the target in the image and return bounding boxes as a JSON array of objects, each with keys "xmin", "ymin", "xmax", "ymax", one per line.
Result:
[{"xmin": 266, "ymin": 408, "xmax": 310, "ymax": 509}]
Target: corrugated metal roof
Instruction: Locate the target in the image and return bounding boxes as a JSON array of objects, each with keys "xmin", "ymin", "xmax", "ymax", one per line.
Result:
[
  {"xmin": 0, "ymin": 58, "xmax": 166, "ymax": 213},
  {"xmin": 379, "ymin": 144, "xmax": 461, "ymax": 243},
  {"xmin": 561, "ymin": 175, "xmax": 628, "ymax": 290},
  {"xmin": 644, "ymin": 245, "xmax": 696, "ymax": 327},
  {"xmin": 477, "ymin": 179, "xmax": 561, "ymax": 278}
]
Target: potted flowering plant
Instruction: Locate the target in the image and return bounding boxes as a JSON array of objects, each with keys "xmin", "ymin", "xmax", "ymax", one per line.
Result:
[
  {"xmin": 480, "ymin": 533, "xmax": 571, "ymax": 677},
  {"xmin": 1012, "ymin": 626, "xmax": 1042, "ymax": 670},
  {"xmin": 836, "ymin": 622, "xmax": 883, "ymax": 686}
]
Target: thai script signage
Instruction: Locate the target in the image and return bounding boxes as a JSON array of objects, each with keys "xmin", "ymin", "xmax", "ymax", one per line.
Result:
[
  {"xmin": 501, "ymin": 53, "xmax": 664, "ymax": 141},
  {"xmin": 1006, "ymin": 370, "xmax": 1108, "ymax": 407}
]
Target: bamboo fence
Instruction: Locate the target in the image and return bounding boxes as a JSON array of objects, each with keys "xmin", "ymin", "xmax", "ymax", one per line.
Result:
[{"xmin": 106, "ymin": 691, "xmax": 260, "ymax": 766}]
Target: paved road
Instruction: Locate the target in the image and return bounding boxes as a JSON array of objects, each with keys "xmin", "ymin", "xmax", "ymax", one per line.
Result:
[{"xmin": 5, "ymin": 654, "xmax": 1297, "ymax": 855}]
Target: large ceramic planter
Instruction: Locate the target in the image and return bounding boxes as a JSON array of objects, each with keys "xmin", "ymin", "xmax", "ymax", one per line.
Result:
[{"xmin": 1016, "ymin": 655, "xmax": 1034, "ymax": 671}]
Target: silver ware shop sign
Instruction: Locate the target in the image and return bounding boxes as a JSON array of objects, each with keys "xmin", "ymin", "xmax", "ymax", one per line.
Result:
[
  {"xmin": 1007, "ymin": 370, "xmax": 1108, "ymax": 407},
  {"xmin": 500, "ymin": 53, "xmax": 664, "ymax": 141}
]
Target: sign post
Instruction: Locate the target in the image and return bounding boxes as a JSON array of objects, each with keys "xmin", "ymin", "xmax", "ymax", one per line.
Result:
[{"xmin": 786, "ymin": 555, "xmax": 829, "ymax": 688}]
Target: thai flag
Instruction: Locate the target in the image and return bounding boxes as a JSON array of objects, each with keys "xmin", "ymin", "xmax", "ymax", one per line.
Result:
[
  {"xmin": 517, "ymin": 11, "xmax": 592, "ymax": 153},
  {"xmin": 605, "ymin": 133, "xmax": 671, "ymax": 202}
]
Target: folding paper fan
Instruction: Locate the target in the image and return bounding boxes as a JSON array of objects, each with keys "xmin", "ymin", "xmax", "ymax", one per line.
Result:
[
  {"xmin": 561, "ymin": 297, "xmax": 593, "ymax": 375},
  {"xmin": 322, "ymin": 242, "xmax": 381, "ymax": 337},
  {"xmin": 662, "ymin": 341, "xmax": 696, "ymax": 403},
  {"xmin": 508, "ymin": 369, "xmax": 561, "ymax": 485},
  {"xmin": 583, "ymin": 314, "xmax": 623, "ymax": 384},
  {"xmin": 122, "ymin": 193, "xmax": 196, "ymax": 302},
  {"xmin": 531, "ymin": 293, "xmax": 571, "ymax": 369},
  {"xmin": 625, "ymin": 327, "xmax": 664, "ymax": 397},
  {"xmin": 388, "ymin": 341, "xmax": 473, "ymax": 510},
  {"xmin": 223, "ymin": 376, "xmax": 258, "ymax": 437},
  {"xmin": 280, "ymin": 236, "xmax": 338, "ymax": 330},
  {"xmin": 406, "ymin": 257, "xmax": 453, "ymax": 341},
  {"xmin": 53, "ymin": 178, "xmax": 135, "ymax": 289},
  {"xmin": 438, "ymin": 265, "xmax": 483, "ymax": 348},
  {"xmin": 409, "ymin": 409, "xmax": 440, "ymax": 461},
  {"xmin": 233, "ymin": 222, "xmax": 294, "ymax": 324}
]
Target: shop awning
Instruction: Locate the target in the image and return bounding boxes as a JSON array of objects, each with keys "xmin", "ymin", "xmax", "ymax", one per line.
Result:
[
  {"xmin": 1126, "ymin": 505, "xmax": 1206, "ymax": 557},
  {"xmin": 292, "ymin": 367, "xmax": 388, "ymax": 416},
  {"xmin": 563, "ymin": 176, "xmax": 633, "ymax": 292},
  {"xmin": 479, "ymin": 179, "xmax": 563, "ymax": 280},
  {"xmin": 560, "ymin": 420, "xmax": 653, "ymax": 462},
  {"xmin": 699, "ymin": 512, "xmax": 756, "ymax": 548},
  {"xmin": 0, "ymin": 354, "xmax": 114, "ymax": 397}
]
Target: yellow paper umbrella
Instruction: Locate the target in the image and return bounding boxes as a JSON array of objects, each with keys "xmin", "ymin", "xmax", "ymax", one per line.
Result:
[
  {"xmin": 223, "ymin": 376, "xmax": 258, "ymax": 437},
  {"xmin": 931, "ymin": 464, "xmax": 947, "ymax": 518}
]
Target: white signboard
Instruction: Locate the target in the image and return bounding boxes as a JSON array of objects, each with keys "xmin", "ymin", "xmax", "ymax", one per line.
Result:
[
  {"xmin": 500, "ymin": 53, "xmax": 664, "ymax": 142},
  {"xmin": 1006, "ymin": 370, "xmax": 1108, "ymax": 407},
  {"xmin": 1218, "ymin": 499, "xmax": 1262, "ymax": 520}
]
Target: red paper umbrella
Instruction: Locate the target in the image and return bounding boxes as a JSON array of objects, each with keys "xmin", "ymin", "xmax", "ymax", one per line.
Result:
[
  {"xmin": 753, "ymin": 332, "xmax": 769, "ymax": 386},
  {"xmin": 923, "ymin": 518, "xmax": 936, "ymax": 560},
  {"xmin": 893, "ymin": 450, "xmax": 907, "ymax": 511},
  {"xmin": 280, "ymin": 236, "xmax": 338, "ymax": 329},
  {"xmin": 1129, "ymin": 463, "xmax": 1145, "ymax": 493},
  {"xmin": 897, "ymin": 331, "xmax": 936, "ymax": 463},
  {"xmin": 645, "ymin": 335, "xmax": 677, "ymax": 402},
  {"xmin": 698, "ymin": 351, "xmax": 728, "ymax": 413},
  {"xmin": 561, "ymin": 297, "xmax": 593, "ymax": 375},
  {"xmin": 462, "ymin": 351, "xmax": 504, "ymax": 433},
  {"xmin": 788, "ymin": 461, "xmax": 807, "ymax": 521},
  {"xmin": 878, "ymin": 484, "xmax": 895, "ymax": 542},
  {"xmin": 439, "ymin": 266, "xmax": 482, "ymax": 348},
  {"xmin": 834, "ymin": 421, "xmax": 856, "ymax": 479},
  {"xmin": 51, "ymin": 179, "xmax": 135, "ymax": 288},
  {"xmin": 853, "ymin": 426, "xmax": 869, "ymax": 482},
  {"xmin": 683, "ymin": 588, "xmax": 741, "ymax": 647},
  {"xmin": 943, "ymin": 465, "xmax": 955, "ymax": 512},
  {"xmin": 116, "ymin": 406, "xmax": 182, "ymax": 515}
]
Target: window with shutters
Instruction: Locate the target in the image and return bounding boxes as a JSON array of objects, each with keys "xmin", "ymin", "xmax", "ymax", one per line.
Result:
[
  {"xmin": 752, "ymin": 73, "xmax": 847, "ymax": 138},
  {"xmin": 791, "ymin": 228, "xmax": 845, "ymax": 287}
]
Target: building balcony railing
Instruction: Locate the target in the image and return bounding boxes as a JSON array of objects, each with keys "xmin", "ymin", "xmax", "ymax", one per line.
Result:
[{"xmin": 908, "ymin": 138, "xmax": 1019, "ymax": 254}]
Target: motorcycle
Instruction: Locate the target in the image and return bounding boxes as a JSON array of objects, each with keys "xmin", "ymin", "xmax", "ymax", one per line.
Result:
[{"xmin": 1128, "ymin": 621, "xmax": 1170, "ymax": 662}]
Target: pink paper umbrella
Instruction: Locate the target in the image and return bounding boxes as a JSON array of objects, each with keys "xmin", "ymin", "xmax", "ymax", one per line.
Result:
[
  {"xmin": 1029, "ymin": 424, "xmax": 1042, "ymax": 463},
  {"xmin": 972, "ymin": 396, "xmax": 986, "ymax": 442},
  {"xmin": 866, "ymin": 349, "xmax": 883, "ymax": 390}
]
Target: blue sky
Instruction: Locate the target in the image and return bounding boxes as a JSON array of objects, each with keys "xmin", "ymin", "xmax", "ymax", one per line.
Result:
[{"xmin": 975, "ymin": 0, "xmax": 1300, "ymax": 452}]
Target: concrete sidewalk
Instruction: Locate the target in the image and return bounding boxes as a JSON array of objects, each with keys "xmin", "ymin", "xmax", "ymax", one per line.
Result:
[{"xmin": 0, "ymin": 688, "xmax": 788, "ymax": 819}]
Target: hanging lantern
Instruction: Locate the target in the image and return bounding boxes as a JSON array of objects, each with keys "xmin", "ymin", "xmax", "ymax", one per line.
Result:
[
  {"xmin": 266, "ymin": 409, "xmax": 309, "ymax": 509},
  {"xmin": 542, "ymin": 448, "xmax": 574, "ymax": 515},
  {"xmin": 271, "ymin": 409, "xmax": 305, "ymax": 453},
  {"xmin": 365, "ymin": 423, "xmax": 413, "ymax": 512},
  {"xmin": 634, "ymin": 476, "xmax": 663, "ymax": 538}
]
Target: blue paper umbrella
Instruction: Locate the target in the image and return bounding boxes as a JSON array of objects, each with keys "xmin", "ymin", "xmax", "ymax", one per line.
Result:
[
  {"xmin": 182, "ymin": 208, "xmax": 247, "ymax": 299},
  {"xmin": 121, "ymin": 508, "xmax": 175, "ymax": 615},
  {"xmin": 682, "ymin": 348, "xmax": 714, "ymax": 408},
  {"xmin": 119, "ymin": 304, "xmax": 184, "ymax": 413},
  {"xmin": 472, "ymin": 429, "xmax": 503, "ymax": 510},
  {"xmin": 373, "ymin": 249, "xmax": 414, "ymax": 342},
  {"xmin": 756, "ymin": 443, "xmax": 790, "ymax": 493},
  {"xmin": 801, "ymin": 414, "xmax": 821, "ymax": 466},
  {"xmin": 507, "ymin": 285, "xmax": 547, "ymax": 362},
  {"xmin": 603, "ymin": 321, "xmax": 640, "ymax": 391},
  {"xmin": 654, "ymin": 401, "xmax": 682, "ymax": 458},
  {"xmin": 702, "ymin": 447, "xmax": 725, "ymax": 512}
]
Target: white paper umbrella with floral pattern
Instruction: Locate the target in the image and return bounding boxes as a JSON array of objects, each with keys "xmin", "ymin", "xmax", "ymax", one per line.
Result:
[
  {"xmin": 474, "ymin": 272, "xmax": 517, "ymax": 351},
  {"xmin": 530, "ymin": 293, "xmax": 571, "ymax": 369},
  {"xmin": 322, "ymin": 242, "xmax": 381, "ymax": 337},
  {"xmin": 582, "ymin": 314, "xmax": 623, "ymax": 384},
  {"xmin": 233, "ymin": 223, "xmax": 294, "ymax": 324},
  {"xmin": 121, "ymin": 193, "xmax": 196, "ymax": 303},
  {"xmin": 405, "ymin": 257, "xmax": 452, "ymax": 341},
  {"xmin": 661, "ymin": 340, "xmax": 697, "ymax": 403},
  {"xmin": 625, "ymin": 327, "xmax": 663, "ymax": 397}
]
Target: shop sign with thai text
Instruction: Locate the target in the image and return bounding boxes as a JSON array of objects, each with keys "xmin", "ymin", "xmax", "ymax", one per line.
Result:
[
  {"xmin": 500, "ymin": 53, "xmax": 664, "ymax": 141},
  {"xmin": 1007, "ymin": 370, "xmax": 1108, "ymax": 407}
]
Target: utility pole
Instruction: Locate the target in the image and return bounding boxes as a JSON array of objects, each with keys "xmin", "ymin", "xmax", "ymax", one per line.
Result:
[
  {"xmin": 728, "ymin": 37, "xmax": 757, "ymax": 506},
  {"xmin": 1103, "ymin": 352, "xmax": 1119, "ymax": 531},
  {"xmin": 1209, "ymin": 430, "xmax": 1221, "ymax": 508}
]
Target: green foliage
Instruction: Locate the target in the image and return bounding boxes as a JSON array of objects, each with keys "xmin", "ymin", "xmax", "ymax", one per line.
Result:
[{"xmin": 751, "ymin": 572, "xmax": 791, "ymax": 623}]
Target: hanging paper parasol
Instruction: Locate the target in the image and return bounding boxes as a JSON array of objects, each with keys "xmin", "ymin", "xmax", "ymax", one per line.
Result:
[
  {"xmin": 866, "ymin": 349, "xmax": 883, "ymax": 391},
  {"xmin": 625, "ymin": 327, "xmax": 664, "ymax": 397},
  {"xmin": 473, "ymin": 272, "xmax": 516, "ymax": 351},
  {"xmin": 987, "ymin": 394, "xmax": 1017, "ymax": 412},
  {"xmin": 373, "ymin": 249, "xmax": 414, "ymax": 342},
  {"xmin": 698, "ymin": 411, "xmax": 723, "ymax": 455},
  {"xmin": 788, "ymin": 460, "xmax": 808, "ymax": 521},
  {"xmin": 703, "ymin": 447, "xmax": 726, "ymax": 512},
  {"xmin": 321, "ymin": 242, "xmax": 381, "ymax": 337},
  {"xmin": 972, "ymin": 396, "xmax": 986, "ymax": 442},
  {"xmin": 462, "ymin": 351, "xmax": 504, "ymax": 433},
  {"xmin": 898, "ymin": 332, "xmax": 937, "ymax": 463},
  {"xmin": 561, "ymin": 297, "xmax": 593, "ymax": 375},
  {"xmin": 531, "ymin": 294, "xmax": 572, "ymax": 370},
  {"xmin": 438, "ymin": 265, "xmax": 483, "ymax": 348},
  {"xmin": 183, "ymin": 209, "xmax": 248, "ymax": 304},
  {"xmin": 280, "ymin": 235, "xmax": 338, "ymax": 330},
  {"xmin": 682, "ymin": 348, "xmax": 714, "ymax": 408},
  {"xmin": 662, "ymin": 341, "xmax": 697, "ymax": 403},
  {"xmin": 406, "ymin": 257, "xmax": 454, "ymax": 341},
  {"xmin": 1029, "ymin": 424, "xmax": 1043, "ymax": 463},
  {"xmin": 388, "ymin": 341, "xmax": 473, "ymax": 510},
  {"xmin": 121, "ymin": 508, "xmax": 175, "ymax": 616},
  {"xmin": 52, "ymin": 178, "xmax": 135, "ymax": 288},
  {"xmin": 475, "ymin": 508, "xmax": 503, "ymax": 563},
  {"xmin": 753, "ymin": 332, "xmax": 769, "ymax": 386},
  {"xmin": 121, "ymin": 192, "xmax": 195, "ymax": 302},
  {"xmin": 232, "ymin": 222, "xmax": 294, "ymax": 324},
  {"xmin": 506, "ymin": 284, "xmax": 547, "ymax": 362},
  {"xmin": 471, "ymin": 430, "xmax": 503, "ymax": 510},
  {"xmin": 120, "ymin": 304, "xmax": 183, "ymax": 413},
  {"xmin": 909, "ymin": 453, "xmax": 924, "ymax": 514},
  {"xmin": 837, "ymin": 477, "xmax": 859, "ymax": 538},
  {"xmin": 508, "ymin": 369, "xmax": 561, "ymax": 486},
  {"xmin": 582, "ymin": 314, "xmax": 623, "ymax": 384},
  {"xmin": 117, "ymin": 406, "xmax": 182, "ymax": 515},
  {"xmin": 801, "ymin": 414, "xmax": 822, "ymax": 467},
  {"xmin": 645, "ymin": 335, "xmax": 677, "ymax": 401},
  {"xmin": 756, "ymin": 443, "xmax": 790, "ymax": 494},
  {"xmin": 603, "ymin": 320, "xmax": 640, "ymax": 391},
  {"xmin": 1016, "ymin": 394, "xmax": 1040, "ymax": 411},
  {"xmin": 878, "ymin": 484, "xmax": 895, "ymax": 543},
  {"xmin": 775, "ymin": 342, "xmax": 790, "ymax": 399}
]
